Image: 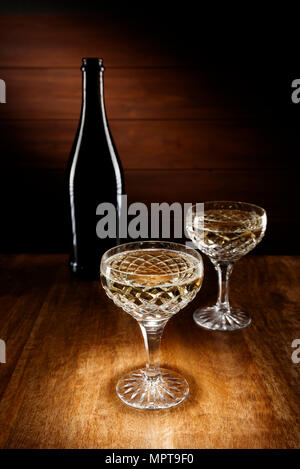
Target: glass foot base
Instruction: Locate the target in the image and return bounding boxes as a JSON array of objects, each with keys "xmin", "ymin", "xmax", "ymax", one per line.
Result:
[
  {"xmin": 193, "ymin": 306, "xmax": 251, "ymax": 331},
  {"xmin": 116, "ymin": 368, "xmax": 189, "ymax": 410}
]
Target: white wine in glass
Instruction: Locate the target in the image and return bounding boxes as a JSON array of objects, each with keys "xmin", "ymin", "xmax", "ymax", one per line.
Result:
[
  {"xmin": 101, "ymin": 241, "xmax": 204, "ymax": 410},
  {"xmin": 186, "ymin": 201, "xmax": 267, "ymax": 331}
]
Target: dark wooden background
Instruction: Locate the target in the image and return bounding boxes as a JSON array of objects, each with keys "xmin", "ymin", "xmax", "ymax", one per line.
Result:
[{"xmin": 0, "ymin": 11, "xmax": 298, "ymax": 254}]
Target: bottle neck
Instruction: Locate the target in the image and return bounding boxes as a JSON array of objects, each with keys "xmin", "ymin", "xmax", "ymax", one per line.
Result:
[{"xmin": 82, "ymin": 68, "xmax": 104, "ymax": 114}]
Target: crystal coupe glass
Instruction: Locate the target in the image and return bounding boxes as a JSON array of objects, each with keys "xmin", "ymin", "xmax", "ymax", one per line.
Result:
[
  {"xmin": 186, "ymin": 201, "xmax": 267, "ymax": 332},
  {"xmin": 101, "ymin": 241, "xmax": 204, "ymax": 410}
]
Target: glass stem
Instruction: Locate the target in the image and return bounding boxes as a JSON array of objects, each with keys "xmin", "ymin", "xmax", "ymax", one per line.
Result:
[
  {"xmin": 139, "ymin": 321, "xmax": 167, "ymax": 378},
  {"xmin": 215, "ymin": 261, "xmax": 233, "ymax": 310}
]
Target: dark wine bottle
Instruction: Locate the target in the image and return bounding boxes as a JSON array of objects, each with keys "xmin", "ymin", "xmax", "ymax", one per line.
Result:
[{"xmin": 66, "ymin": 58, "xmax": 124, "ymax": 279}]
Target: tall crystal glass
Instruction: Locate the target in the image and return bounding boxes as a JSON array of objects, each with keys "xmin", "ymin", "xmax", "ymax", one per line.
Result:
[
  {"xmin": 100, "ymin": 241, "xmax": 204, "ymax": 409},
  {"xmin": 186, "ymin": 201, "xmax": 267, "ymax": 331}
]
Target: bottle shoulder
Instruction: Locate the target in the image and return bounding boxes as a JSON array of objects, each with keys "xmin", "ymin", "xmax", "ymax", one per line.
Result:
[{"xmin": 68, "ymin": 122, "xmax": 120, "ymax": 161}]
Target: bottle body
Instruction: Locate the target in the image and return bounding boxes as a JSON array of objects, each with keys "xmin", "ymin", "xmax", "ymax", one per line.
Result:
[{"xmin": 66, "ymin": 58, "xmax": 124, "ymax": 279}]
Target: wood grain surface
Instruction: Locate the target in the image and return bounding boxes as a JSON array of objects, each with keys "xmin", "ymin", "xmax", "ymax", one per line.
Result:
[
  {"xmin": 0, "ymin": 254, "xmax": 299, "ymax": 449},
  {"xmin": 0, "ymin": 68, "xmax": 268, "ymax": 120},
  {"xmin": 0, "ymin": 119, "xmax": 290, "ymax": 170},
  {"xmin": 0, "ymin": 14, "xmax": 183, "ymax": 68}
]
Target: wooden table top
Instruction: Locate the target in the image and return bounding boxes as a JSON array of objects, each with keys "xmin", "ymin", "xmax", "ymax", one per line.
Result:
[{"xmin": 0, "ymin": 254, "xmax": 299, "ymax": 449}]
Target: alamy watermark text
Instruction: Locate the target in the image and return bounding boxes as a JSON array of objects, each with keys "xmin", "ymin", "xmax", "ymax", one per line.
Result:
[
  {"xmin": 0, "ymin": 339, "xmax": 6, "ymax": 363},
  {"xmin": 291, "ymin": 339, "xmax": 300, "ymax": 364},
  {"xmin": 96, "ymin": 196, "xmax": 203, "ymax": 245},
  {"xmin": 0, "ymin": 79, "xmax": 6, "ymax": 103}
]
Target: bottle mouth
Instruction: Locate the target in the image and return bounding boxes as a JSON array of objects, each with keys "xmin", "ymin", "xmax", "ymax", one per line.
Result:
[{"xmin": 81, "ymin": 58, "xmax": 104, "ymax": 71}]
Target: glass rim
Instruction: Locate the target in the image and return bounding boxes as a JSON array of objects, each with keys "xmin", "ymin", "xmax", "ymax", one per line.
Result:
[
  {"xmin": 100, "ymin": 240, "xmax": 203, "ymax": 277},
  {"xmin": 187, "ymin": 200, "xmax": 266, "ymax": 217}
]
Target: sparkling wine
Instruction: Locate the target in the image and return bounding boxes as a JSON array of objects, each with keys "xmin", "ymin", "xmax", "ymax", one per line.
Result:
[
  {"xmin": 101, "ymin": 249, "xmax": 203, "ymax": 322},
  {"xmin": 187, "ymin": 208, "xmax": 266, "ymax": 261},
  {"xmin": 100, "ymin": 241, "xmax": 204, "ymax": 410}
]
